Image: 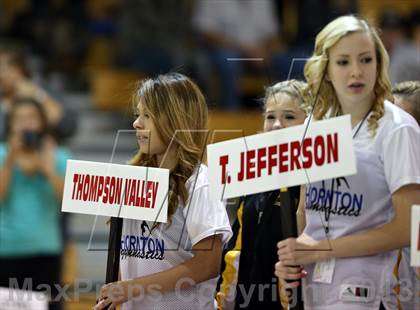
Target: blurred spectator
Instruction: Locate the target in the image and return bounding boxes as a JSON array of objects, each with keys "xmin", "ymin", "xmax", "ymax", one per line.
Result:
[
  {"xmin": 290, "ymin": 0, "xmax": 357, "ymax": 47},
  {"xmin": 0, "ymin": 0, "xmax": 88, "ymax": 89},
  {"xmin": 410, "ymin": 10, "xmax": 420, "ymax": 46},
  {"xmin": 115, "ymin": 0, "xmax": 193, "ymax": 74},
  {"xmin": 378, "ymin": 9, "xmax": 406, "ymax": 54},
  {"xmin": 192, "ymin": 0, "xmax": 284, "ymax": 109},
  {"xmin": 0, "ymin": 97, "xmax": 71, "ymax": 310},
  {"xmin": 379, "ymin": 9, "xmax": 420, "ymax": 83},
  {"xmin": 192, "ymin": 0, "xmax": 357, "ymax": 109},
  {"xmin": 0, "ymin": 47, "xmax": 77, "ymax": 142},
  {"xmin": 270, "ymin": 0, "xmax": 357, "ymax": 92},
  {"xmin": 83, "ymin": 0, "xmax": 119, "ymax": 72},
  {"xmin": 393, "ymin": 80, "xmax": 420, "ymax": 125}
]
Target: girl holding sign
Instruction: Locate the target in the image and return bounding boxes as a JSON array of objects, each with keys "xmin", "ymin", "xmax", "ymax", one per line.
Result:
[
  {"xmin": 275, "ymin": 15, "xmax": 420, "ymax": 309},
  {"xmin": 95, "ymin": 73, "xmax": 232, "ymax": 310},
  {"xmin": 217, "ymin": 79, "xmax": 311, "ymax": 310}
]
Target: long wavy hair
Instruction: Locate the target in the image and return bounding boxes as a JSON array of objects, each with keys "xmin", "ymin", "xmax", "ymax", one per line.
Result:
[
  {"xmin": 304, "ymin": 15, "xmax": 393, "ymax": 135},
  {"xmin": 129, "ymin": 73, "xmax": 208, "ymax": 222}
]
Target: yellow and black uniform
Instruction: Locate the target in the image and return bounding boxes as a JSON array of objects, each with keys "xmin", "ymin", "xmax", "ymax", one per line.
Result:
[{"xmin": 217, "ymin": 187, "xmax": 300, "ymax": 310}]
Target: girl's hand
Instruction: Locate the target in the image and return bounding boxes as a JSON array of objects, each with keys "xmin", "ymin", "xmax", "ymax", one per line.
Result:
[
  {"xmin": 274, "ymin": 261, "xmax": 306, "ymax": 296},
  {"xmin": 277, "ymin": 234, "xmax": 325, "ymax": 266},
  {"xmin": 94, "ymin": 280, "xmax": 138, "ymax": 310}
]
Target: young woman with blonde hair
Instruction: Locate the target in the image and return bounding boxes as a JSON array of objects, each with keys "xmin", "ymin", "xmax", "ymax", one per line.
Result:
[
  {"xmin": 275, "ymin": 15, "xmax": 420, "ymax": 309},
  {"xmin": 95, "ymin": 73, "xmax": 232, "ymax": 310}
]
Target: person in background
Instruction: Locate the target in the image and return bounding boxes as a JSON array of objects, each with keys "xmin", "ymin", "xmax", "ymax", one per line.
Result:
[
  {"xmin": 393, "ymin": 80, "xmax": 420, "ymax": 125},
  {"xmin": 116, "ymin": 0, "xmax": 193, "ymax": 75},
  {"xmin": 378, "ymin": 9, "xmax": 420, "ymax": 84},
  {"xmin": 391, "ymin": 80, "xmax": 420, "ymax": 309},
  {"xmin": 0, "ymin": 97, "xmax": 71, "ymax": 310},
  {"xmin": 0, "ymin": 47, "xmax": 76, "ymax": 142},
  {"xmin": 192, "ymin": 0, "xmax": 283, "ymax": 109},
  {"xmin": 217, "ymin": 80, "xmax": 311, "ymax": 310}
]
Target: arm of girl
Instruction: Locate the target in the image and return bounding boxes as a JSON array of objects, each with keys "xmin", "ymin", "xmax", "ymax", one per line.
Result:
[
  {"xmin": 40, "ymin": 137, "xmax": 65, "ymax": 199},
  {"xmin": 0, "ymin": 151, "xmax": 14, "ymax": 200},
  {"xmin": 94, "ymin": 235, "xmax": 223, "ymax": 310},
  {"xmin": 277, "ymin": 184, "xmax": 420, "ymax": 267},
  {"xmin": 0, "ymin": 134, "xmax": 21, "ymax": 200}
]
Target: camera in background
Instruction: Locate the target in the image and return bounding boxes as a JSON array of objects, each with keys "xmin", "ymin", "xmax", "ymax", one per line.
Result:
[{"xmin": 22, "ymin": 130, "xmax": 44, "ymax": 150}]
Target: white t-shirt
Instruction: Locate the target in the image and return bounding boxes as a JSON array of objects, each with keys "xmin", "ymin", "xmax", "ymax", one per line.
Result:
[
  {"xmin": 302, "ymin": 101, "xmax": 420, "ymax": 309},
  {"xmin": 120, "ymin": 164, "xmax": 232, "ymax": 310}
]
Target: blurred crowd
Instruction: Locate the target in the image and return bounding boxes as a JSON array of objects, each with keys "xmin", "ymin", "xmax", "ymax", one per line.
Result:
[{"xmin": 1, "ymin": 0, "xmax": 417, "ymax": 111}]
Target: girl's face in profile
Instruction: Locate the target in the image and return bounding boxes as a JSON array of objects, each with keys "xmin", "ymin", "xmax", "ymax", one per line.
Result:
[
  {"xmin": 133, "ymin": 100, "xmax": 167, "ymax": 157},
  {"xmin": 263, "ymin": 93, "xmax": 306, "ymax": 132},
  {"xmin": 327, "ymin": 31, "xmax": 377, "ymax": 110}
]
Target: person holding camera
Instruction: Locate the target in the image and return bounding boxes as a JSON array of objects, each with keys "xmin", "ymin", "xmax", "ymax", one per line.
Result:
[
  {"xmin": 0, "ymin": 47, "xmax": 77, "ymax": 143},
  {"xmin": 0, "ymin": 97, "xmax": 71, "ymax": 310}
]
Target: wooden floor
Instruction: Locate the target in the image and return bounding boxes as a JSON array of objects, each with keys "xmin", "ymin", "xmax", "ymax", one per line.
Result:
[{"xmin": 64, "ymin": 293, "xmax": 97, "ymax": 310}]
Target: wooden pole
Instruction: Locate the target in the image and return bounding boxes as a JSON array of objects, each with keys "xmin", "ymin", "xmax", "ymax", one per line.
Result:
[
  {"xmin": 103, "ymin": 217, "xmax": 123, "ymax": 309},
  {"xmin": 106, "ymin": 217, "xmax": 123, "ymax": 283},
  {"xmin": 279, "ymin": 189, "xmax": 305, "ymax": 310}
]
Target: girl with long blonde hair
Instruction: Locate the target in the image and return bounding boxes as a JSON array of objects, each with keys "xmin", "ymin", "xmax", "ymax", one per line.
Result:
[
  {"xmin": 95, "ymin": 73, "xmax": 232, "ymax": 310},
  {"xmin": 275, "ymin": 15, "xmax": 420, "ymax": 309}
]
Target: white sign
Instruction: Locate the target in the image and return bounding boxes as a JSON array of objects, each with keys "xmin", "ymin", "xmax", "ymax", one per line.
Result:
[
  {"xmin": 0, "ymin": 287, "xmax": 48, "ymax": 310},
  {"xmin": 207, "ymin": 115, "xmax": 356, "ymax": 200},
  {"xmin": 62, "ymin": 160, "xmax": 169, "ymax": 223},
  {"xmin": 411, "ymin": 205, "xmax": 420, "ymax": 267}
]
